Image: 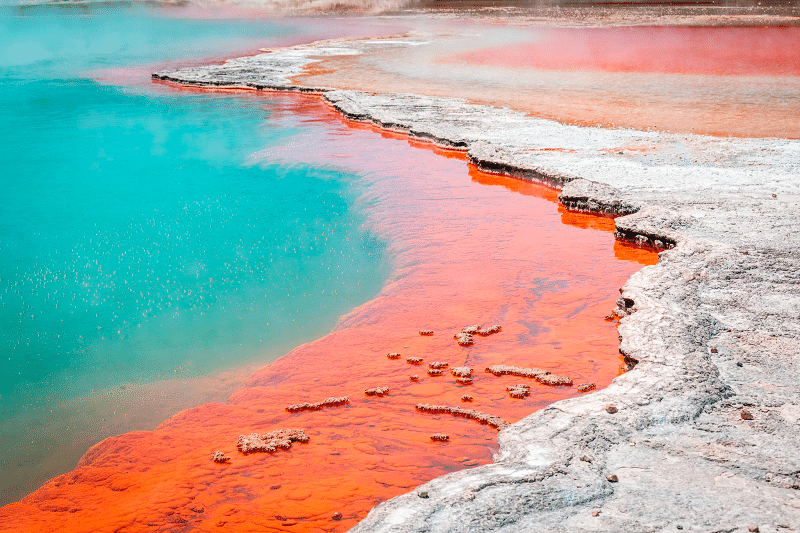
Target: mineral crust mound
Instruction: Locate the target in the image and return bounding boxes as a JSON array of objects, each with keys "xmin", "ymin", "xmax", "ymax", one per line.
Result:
[
  {"xmin": 285, "ymin": 396, "xmax": 350, "ymax": 413},
  {"xmin": 485, "ymin": 364, "xmax": 550, "ymax": 379},
  {"xmin": 236, "ymin": 429, "xmax": 309, "ymax": 454},
  {"xmin": 415, "ymin": 404, "xmax": 509, "ymax": 431},
  {"xmin": 364, "ymin": 386, "xmax": 389, "ymax": 397}
]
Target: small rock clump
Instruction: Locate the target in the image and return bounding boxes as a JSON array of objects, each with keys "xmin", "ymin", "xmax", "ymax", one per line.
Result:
[
  {"xmin": 429, "ymin": 361, "xmax": 449, "ymax": 369},
  {"xmin": 428, "ymin": 369, "xmax": 443, "ymax": 376},
  {"xmin": 212, "ymin": 451, "xmax": 230, "ymax": 463},
  {"xmin": 387, "ymin": 352, "xmax": 402, "ymax": 360},
  {"xmin": 461, "ymin": 394, "xmax": 474, "ymax": 402},
  {"xmin": 450, "ymin": 366, "xmax": 474, "ymax": 378},
  {"xmin": 407, "ymin": 357, "xmax": 424, "ymax": 365},
  {"xmin": 365, "ymin": 387, "xmax": 389, "ymax": 397},
  {"xmin": 475, "ymin": 325, "xmax": 501, "ymax": 336},
  {"xmin": 430, "ymin": 433, "xmax": 449, "ymax": 442},
  {"xmin": 461, "ymin": 325, "xmax": 482, "ymax": 334},
  {"xmin": 409, "ymin": 375, "xmax": 420, "ymax": 382},
  {"xmin": 419, "ymin": 330, "xmax": 434, "ymax": 336},
  {"xmin": 285, "ymin": 396, "xmax": 350, "ymax": 413},
  {"xmin": 606, "ymin": 474, "xmax": 619, "ymax": 483},
  {"xmin": 537, "ymin": 374, "xmax": 573, "ymax": 386},
  {"xmin": 485, "ymin": 364, "xmax": 550, "ymax": 379},
  {"xmin": 741, "ymin": 409, "xmax": 754, "ymax": 420},
  {"xmin": 507, "ymin": 384, "xmax": 531, "ymax": 399},
  {"xmin": 415, "ymin": 403, "xmax": 509, "ymax": 430},
  {"xmin": 606, "ymin": 404, "xmax": 619, "ymax": 414},
  {"xmin": 456, "ymin": 377, "xmax": 473, "ymax": 385},
  {"xmin": 237, "ymin": 429, "xmax": 309, "ymax": 454},
  {"xmin": 454, "ymin": 332, "xmax": 474, "ymax": 347},
  {"xmin": 332, "ymin": 512, "xmax": 343, "ymax": 521},
  {"xmin": 577, "ymin": 383, "xmax": 597, "ymax": 392}
]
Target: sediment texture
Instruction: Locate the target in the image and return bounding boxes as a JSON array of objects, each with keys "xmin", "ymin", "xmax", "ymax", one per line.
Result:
[{"xmin": 160, "ymin": 38, "xmax": 800, "ymax": 531}]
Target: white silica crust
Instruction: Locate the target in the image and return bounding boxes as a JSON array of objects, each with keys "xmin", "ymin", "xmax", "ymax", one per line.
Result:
[{"xmin": 156, "ymin": 37, "xmax": 800, "ymax": 532}]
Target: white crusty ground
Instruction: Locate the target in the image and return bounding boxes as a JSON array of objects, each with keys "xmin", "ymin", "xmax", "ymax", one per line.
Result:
[{"xmin": 155, "ymin": 37, "xmax": 800, "ymax": 532}]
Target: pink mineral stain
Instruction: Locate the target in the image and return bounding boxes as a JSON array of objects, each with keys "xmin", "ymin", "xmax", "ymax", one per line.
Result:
[
  {"xmin": 0, "ymin": 91, "xmax": 656, "ymax": 533},
  {"xmin": 446, "ymin": 26, "xmax": 800, "ymax": 77}
]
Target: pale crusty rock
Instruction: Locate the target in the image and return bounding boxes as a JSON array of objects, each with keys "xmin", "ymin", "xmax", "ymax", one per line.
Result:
[
  {"xmin": 285, "ymin": 396, "xmax": 349, "ymax": 413},
  {"xmin": 428, "ymin": 369, "xmax": 444, "ymax": 377},
  {"xmin": 536, "ymin": 374, "xmax": 573, "ymax": 387},
  {"xmin": 157, "ymin": 37, "xmax": 800, "ymax": 533},
  {"xmin": 450, "ymin": 367, "xmax": 473, "ymax": 378},
  {"xmin": 415, "ymin": 404, "xmax": 509, "ymax": 431},
  {"xmin": 236, "ymin": 429, "xmax": 309, "ymax": 454},
  {"xmin": 454, "ymin": 333, "xmax": 474, "ymax": 347},
  {"xmin": 485, "ymin": 364, "xmax": 550, "ymax": 379},
  {"xmin": 429, "ymin": 362, "xmax": 450, "ymax": 369},
  {"xmin": 475, "ymin": 325, "xmax": 502, "ymax": 337},
  {"xmin": 212, "ymin": 451, "xmax": 230, "ymax": 463},
  {"xmin": 365, "ymin": 387, "xmax": 389, "ymax": 397},
  {"xmin": 407, "ymin": 357, "xmax": 424, "ymax": 365},
  {"xmin": 506, "ymin": 384, "xmax": 531, "ymax": 399},
  {"xmin": 419, "ymin": 330, "xmax": 435, "ymax": 336},
  {"xmin": 430, "ymin": 434, "xmax": 450, "ymax": 442}
]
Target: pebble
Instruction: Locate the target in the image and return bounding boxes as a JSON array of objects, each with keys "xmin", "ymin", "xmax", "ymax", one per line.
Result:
[
  {"xmin": 748, "ymin": 526, "xmax": 759, "ymax": 533},
  {"xmin": 461, "ymin": 394, "xmax": 474, "ymax": 402},
  {"xmin": 409, "ymin": 375, "xmax": 420, "ymax": 382},
  {"xmin": 606, "ymin": 474, "xmax": 619, "ymax": 482},
  {"xmin": 332, "ymin": 512, "xmax": 342, "ymax": 521},
  {"xmin": 741, "ymin": 409, "xmax": 754, "ymax": 420},
  {"xmin": 430, "ymin": 433, "xmax": 449, "ymax": 442},
  {"xmin": 709, "ymin": 346, "xmax": 718, "ymax": 353},
  {"xmin": 592, "ymin": 510, "xmax": 600, "ymax": 517},
  {"xmin": 577, "ymin": 383, "xmax": 597, "ymax": 393},
  {"xmin": 580, "ymin": 455, "xmax": 593, "ymax": 463},
  {"xmin": 418, "ymin": 491, "xmax": 429, "ymax": 499},
  {"xmin": 606, "ymin": 404, "xmax": 618, "ymax": 414}
]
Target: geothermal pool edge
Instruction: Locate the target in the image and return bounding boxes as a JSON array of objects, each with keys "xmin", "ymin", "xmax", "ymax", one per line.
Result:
[{"xmin": 153, "ymin": 39, "xmax": 800, "ymax": 531}]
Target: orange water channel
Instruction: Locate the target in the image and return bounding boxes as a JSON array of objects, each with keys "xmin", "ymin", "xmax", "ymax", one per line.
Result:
[{"xmin": 0, "ymin": 92, "xmax": 656, "ymax": 532}]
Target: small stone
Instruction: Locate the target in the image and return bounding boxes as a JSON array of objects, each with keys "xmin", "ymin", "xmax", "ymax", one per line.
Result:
[
  {"xmin": 212, "ymin": 451, "xmax": 230, "ymax": 463},
  {"xmin": 577, "ymin": 383, "xmax": 596, "ymax": 393},
  {"xmin": 742, "ymin": 250, "xmax": 749, "ymax": 255},
  {"xmin": 606, "ymin": 474, "xmax": 619, "ymax": 483},
  {"xmin": 407, "ymin": 357, "xmax": 424, "ymax": 365},
  {"xmin": 418, "ymin": 491, "xmax": 429, "ymax": 499},
  {"xmin": 741, "ymin": 409, "xmax": 754, "ymax": 420},
  {"xmin": 332, "ymin": 512, "xmax": 343, "ymax": 521},
  {"xmin": 430, "ymin": 433, "xmax": 449, "ymax": 442},
  {"xmin": 580, "ymin": 455, "xmax": 593, "ymax": 463},
  {"xmin": 456, "ymin": 377, "xmax": 473, "ymax": 385},
  {"xmin": 772, "ymin": 193, "xmax": 777, "ymax": 198},
  {"xmin": 736, "ymin": 362, "xmax": 743, "ymax": 367},
  {"xmin": 676, "ymin": 526, "xmax": 683, "ymax": 530},
  {"xmin": 592, "ymin": 510, "xmax": 600, "ymax": 517},
  {"xmin": 748, "ymin": 526, "xmax": 760, "ymax": 533},
  {"xmin": 427, "ymin": 369, "xmax": 443, "ymax": 376},
  {"xmin": 605, "ymin": 404, "xmax": 618, "ymax": 414},
  {"xmin": 364, "ymin": 387, "xmax": 389, "ymax": 397},
  {"xmin": 409, "ymin": 375, "xmax": 420, "ymax": 381},
  {"xmin": 429, "ymin": 361, "xmax": 449, "ymax": 369},
  {"xmin": 270, "ymin": 485, "xmax": 281, "ymax": 490},
  {"xmin": 275, "ymin": 515, "xmax": 287, "ymax": 521},
  {"xmin": 454, "ymin": 332, "xmax": 474, "ymax": 347},
  {"xmin": 387, "ymin": 352, "xmax": 402, "ymax": 360},
  {"xmin": 709, "ymin": 346, "xmax": 718, "ymax": 353},
  {"xmin": 419, "ymin": 330, "xmax": 434, "ymax": 336},
  {"xmin": 461, "ymin": 394, "xmax": 474, "ymax": 402}
]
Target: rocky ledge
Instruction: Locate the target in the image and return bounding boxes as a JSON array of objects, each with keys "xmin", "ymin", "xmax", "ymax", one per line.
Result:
[{"xmin": 156, "ymin": 37, "xmax": 800, "ymax": 532}]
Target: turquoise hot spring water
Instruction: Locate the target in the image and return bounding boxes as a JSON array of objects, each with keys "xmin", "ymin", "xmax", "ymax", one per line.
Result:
[{"xmin": 0, "ymin": 5, "xmax": 392, "ymax": 504}]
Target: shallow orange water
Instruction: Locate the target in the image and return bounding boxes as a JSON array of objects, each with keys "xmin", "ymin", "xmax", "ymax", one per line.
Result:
[{"xmin": 0, "ymin": 92, "xmax": 655, "ymax": 533}]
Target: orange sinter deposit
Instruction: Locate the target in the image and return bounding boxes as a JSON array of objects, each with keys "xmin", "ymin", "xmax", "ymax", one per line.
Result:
[
  {"xmin": 0, "ymin": 93, "xmax": 656, "ymax": 533},
  {"xmin": 294, "ymin": 25, "xmax": 800, "ymax": 138}
]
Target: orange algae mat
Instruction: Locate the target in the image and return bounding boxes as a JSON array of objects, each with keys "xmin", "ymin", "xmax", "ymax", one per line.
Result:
[{"xmin": 0, "ymin": 93, "xmax": 656, "ymax": 533}]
